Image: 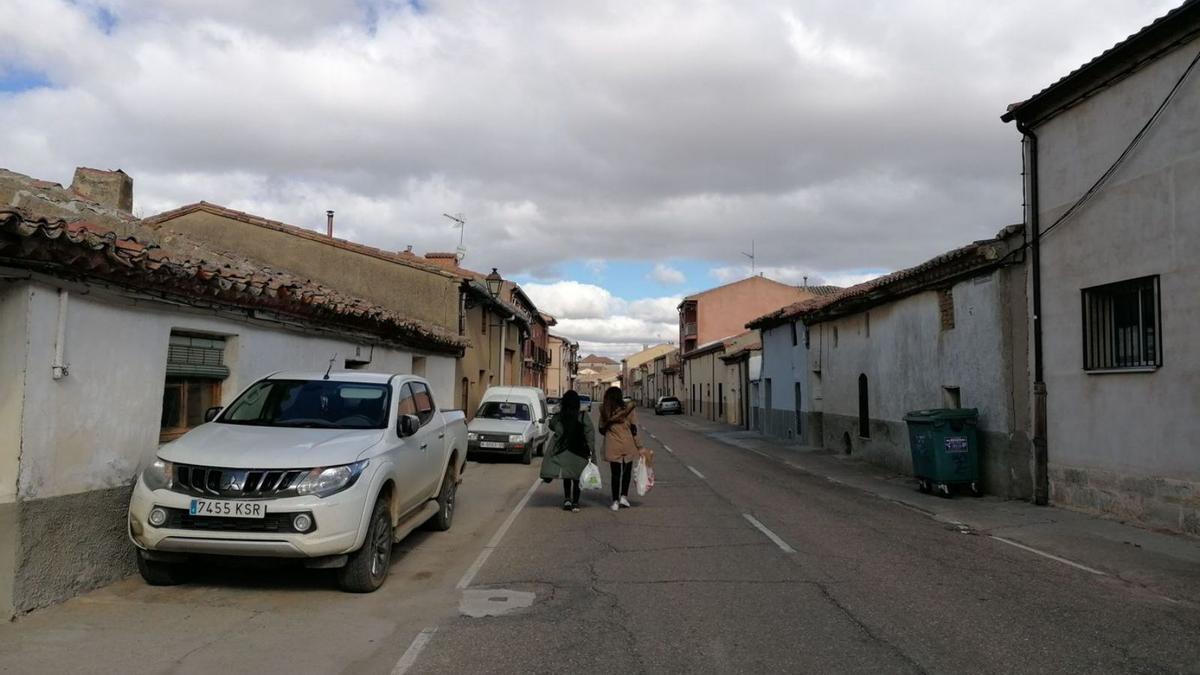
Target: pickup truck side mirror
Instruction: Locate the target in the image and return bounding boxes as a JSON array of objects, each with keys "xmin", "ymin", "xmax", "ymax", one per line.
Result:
[
  {"xmin": 204, "ymin": 406, "xmax": 223, "ymax": 423},
  {"xmin": 538, "ymin": 417, "xmax": 546, "ymax": 424},
  {"xmin": 398, "ymin": 414, "xmax": 421, "ymax": 437}
]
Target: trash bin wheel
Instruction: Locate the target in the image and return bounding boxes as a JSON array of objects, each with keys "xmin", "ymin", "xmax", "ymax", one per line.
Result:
[
  {"xmin": 968, "ymin": 482, "xmax": 983, "ymax": 498},
  {"xmin": 936, "ymin": 482, "xmax": 953, "ymax": 498},
  {"xmin": 917, "ymin": 478, "xmax": 931, "ymax": 494}
]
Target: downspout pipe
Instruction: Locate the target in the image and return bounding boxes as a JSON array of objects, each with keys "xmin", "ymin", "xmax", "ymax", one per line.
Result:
[
  {"xmin": 1017, "ymin": 120, "xmax": 1049, "ymax": 506},
  {"xmin": 499, "ymin": 316, "xmax": 513, "ymax": 386}
]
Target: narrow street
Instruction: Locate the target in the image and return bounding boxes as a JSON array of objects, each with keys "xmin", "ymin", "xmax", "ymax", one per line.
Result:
[{"xmin": 3, "ymin": 412, "xmax": 1199, "ymax": 674}]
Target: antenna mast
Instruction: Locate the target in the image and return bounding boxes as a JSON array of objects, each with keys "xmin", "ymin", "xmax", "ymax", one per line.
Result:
[
  {"xmin": 741, "ymin": 240, "xmax": 756, "ymax": 275},
  {"xmin": 443, "ymin": 212, "xmax": 467, "ymax": 260}
]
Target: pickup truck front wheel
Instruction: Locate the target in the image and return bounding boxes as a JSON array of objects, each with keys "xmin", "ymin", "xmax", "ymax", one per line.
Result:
[
  {"xmin": 337, "ymin": 497, "xmax": 392, "ymax": 593},
  {"xmin": 136, "ymin": 553, "xmax": 190, "ymax": 586},
  {"xmin": 429, "ymin": 467, "xmax": 456, "ymax": 532}
]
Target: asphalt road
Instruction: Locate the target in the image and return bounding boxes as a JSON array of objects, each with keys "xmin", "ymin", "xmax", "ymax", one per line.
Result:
[{"xmin": 3, "ymin": 411, "xmax": 1199, "ymax": 674}]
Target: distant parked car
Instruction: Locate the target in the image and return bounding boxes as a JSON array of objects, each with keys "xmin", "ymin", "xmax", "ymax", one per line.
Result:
[
  {"xmin": 623, "ymin": 396, "xmax": 634, "ymax": 406},
  {"xmin": 579, "ymin": 394, "xmax": 593, "ymax": 412},
  {"xmin": 546, "ymin": 396, "xmax": 561, "ymax": 415},
  {"xmin": 128, "ymin": 372, "xmax": 467, "ymax": 593},
  {"xmin": 655, "ymin": 396, "xmax": 682, "ymax": 415},
  {"xmin": 467, "ymin": 386, "xmax": 550, "ymax": 464}
]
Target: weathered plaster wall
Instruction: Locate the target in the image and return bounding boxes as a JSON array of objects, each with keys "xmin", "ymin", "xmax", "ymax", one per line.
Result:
[
  {"xmin": 1032, "ymin": 39, "xmax": 1200, "ymax": 532},
  {"xmin": 153, "ymin": 210, "xmax": 462, "ymax": 333},
  {"xmin": 456, "ymin": 305, "xmax": 523, "ymax": 417},
  {"xmin": 694, "ymin": 277, "xmax": 810, "ymax": 347},
  {"xmin": 7, "ymin": 278, "xmax": 450, "ymax": 613},
  {"xmin": 0, "ymin": 285, "xmax": 30, "ymax": 620},
  {"xmin": 758, "ymin": 268, "xmax": 1031, "ymax": 498}
]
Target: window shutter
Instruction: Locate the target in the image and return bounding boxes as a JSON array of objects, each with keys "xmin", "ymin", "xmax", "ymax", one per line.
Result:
[{"xmin": 166, "ymin": 334, "xmax": 229, "ymax": 379}]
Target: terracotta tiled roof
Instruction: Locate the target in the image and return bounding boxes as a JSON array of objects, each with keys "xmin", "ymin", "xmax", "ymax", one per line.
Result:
[
  {"xmin": 747, "ymin": 224, "xmax": 1025, "ymax": 329},
  {"xmin": 1002, "ymin": 0, "xmax": 1200, "ymax": 124},
  {"xmin": 0, "ymin": 208, "xmax": 467, "ymax": 354},
  {"xmin": 145, "ymin": 202, "xmax": 463, "ymax": 279}
]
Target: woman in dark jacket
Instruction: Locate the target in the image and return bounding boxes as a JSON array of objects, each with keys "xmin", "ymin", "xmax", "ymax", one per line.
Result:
[{"xmin": 540, "ymin": 390, "xmax": 596, "ymax": 511}]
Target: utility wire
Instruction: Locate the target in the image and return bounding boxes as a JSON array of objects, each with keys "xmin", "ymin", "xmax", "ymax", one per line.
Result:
[{"xmin": 1039, "ymin": 44, "xmax": 1200, "ymax": 241}]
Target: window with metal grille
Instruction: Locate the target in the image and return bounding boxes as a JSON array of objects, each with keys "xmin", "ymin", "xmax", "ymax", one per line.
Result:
[{"xmin": 1081, "ymin": 276, "xmax": 1161, "ymax": 371}]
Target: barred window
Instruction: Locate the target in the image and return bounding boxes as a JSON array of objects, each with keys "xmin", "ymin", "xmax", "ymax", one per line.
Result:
[{"xmin": 1081, "ymin": 276, "xmax": 1160, "ymax": 371}]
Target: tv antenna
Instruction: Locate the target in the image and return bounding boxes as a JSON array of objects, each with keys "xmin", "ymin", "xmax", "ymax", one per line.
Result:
[
  {"xmin": 741, "ymin": 240, "xmax": 756, "ymax": 275},
  {"xmin": 323, "ymin": 353, "xmax": 338, "ymax": 380},
  {"xmin": 443, "ymin": 212, "xmax": 467, "ymax": 261}
]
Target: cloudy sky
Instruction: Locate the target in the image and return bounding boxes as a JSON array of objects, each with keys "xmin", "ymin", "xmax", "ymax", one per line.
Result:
[{"xmin": 0, "ymin": 0, "xmax": 1178, "ymax": 357}]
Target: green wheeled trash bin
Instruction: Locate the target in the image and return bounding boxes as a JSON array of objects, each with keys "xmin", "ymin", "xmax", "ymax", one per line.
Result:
[{"xmin": 904, "ymin": 408, "xmax": 981, "ymax": 498}]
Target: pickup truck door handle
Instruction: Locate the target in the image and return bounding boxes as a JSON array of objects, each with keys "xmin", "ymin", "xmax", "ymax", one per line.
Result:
[
  {"xmin": 437, "ymin": 433, "xmax": 445, "ymax": 439},
  {"xmin": 420, "ymin": 443, "xmax": 429, "ymax": 450}
]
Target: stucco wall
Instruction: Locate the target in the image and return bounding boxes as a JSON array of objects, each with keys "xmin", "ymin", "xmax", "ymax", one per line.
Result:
[
  {"xmin": 153, "ymin": 210, "xmax": 462, "ymax": 333},
  {"xmin": 5, "ymin": 278, "xmax": 452, "ymax": 613},
  {"xmin": 0, "ymin": 285, "xmax": 29, "ymax": 620},
  {"xmin": 694, "ymin": 277, "xmax": 811, "ymax": 347},
  {"xmin": 758, "ymin": 267, "xmax": 1031, "ymax": 498},
  {"xmin": 1031, "ymin": 40, "xmax": 1200, "ymax": 531},
  {"xmin": 456, "ymin": 304, "xmax": 524, "ymax": 417}
]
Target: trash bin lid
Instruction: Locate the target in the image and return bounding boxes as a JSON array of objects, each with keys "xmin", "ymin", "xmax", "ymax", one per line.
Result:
[{"xmin": 903, "ymin": 407, "xmax": 979, "ymax": 422}]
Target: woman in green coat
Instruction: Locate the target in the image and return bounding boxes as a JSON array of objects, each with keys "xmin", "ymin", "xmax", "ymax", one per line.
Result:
[{"xmin": 540, "ymin": 390, "xmax": 596, "ymax": 511}]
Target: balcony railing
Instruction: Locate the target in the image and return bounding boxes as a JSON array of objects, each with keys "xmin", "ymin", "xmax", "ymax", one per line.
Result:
[{"xmin": 683, "ymin": 322, "xmax": 697, "ymax": 337}]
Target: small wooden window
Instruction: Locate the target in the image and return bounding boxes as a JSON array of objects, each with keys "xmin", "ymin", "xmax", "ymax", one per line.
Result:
[
  {"xmin": 160, "ymin": 377, "xmax": 221, "ymax": 443},
  {"xmin": 160, "ymin": 332, "xmax": 227, "ymax": 443}
]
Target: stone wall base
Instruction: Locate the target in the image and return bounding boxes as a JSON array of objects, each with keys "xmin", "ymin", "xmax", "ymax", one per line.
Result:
[
  {"xmin": 756, "ymin": 410, "xmax": 1033, "ymax": 500},
  {"xmin": 12, "ymin": 485, "xmax": 136, "ymax": 615},
  {"xmin": 1050, "ymin": 465, "xmax": 1200, "ymax": 536}
]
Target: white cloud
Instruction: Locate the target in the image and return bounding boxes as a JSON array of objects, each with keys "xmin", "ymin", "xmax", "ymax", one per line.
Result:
[
  {"xmin": 649, "ymin": 263, "xmax": 685, "ymax": 285},
  {"xmin": 522, "ymin": 281, "xmax": 679, "ymax": 352},
  {"xmin": 0, "ymin": 0, "xmax": 1180, "ymax": 356}
]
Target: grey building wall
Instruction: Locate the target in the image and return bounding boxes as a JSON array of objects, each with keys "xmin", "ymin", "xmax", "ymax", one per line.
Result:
[
  {"xmin": 757, "ymin": 265, "xmax": 1031, "ymax": 499},
  {"xmin": 1030, "ymin": 39, "xmax": 1200, "ymax": 533}
]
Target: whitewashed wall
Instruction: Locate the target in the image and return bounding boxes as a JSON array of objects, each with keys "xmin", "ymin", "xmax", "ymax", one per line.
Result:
[{"xmin": 13, "ymin": 279, "xmax": 454, "ymax": 501}]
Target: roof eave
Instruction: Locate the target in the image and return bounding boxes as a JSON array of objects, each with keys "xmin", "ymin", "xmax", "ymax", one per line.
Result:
[{"xmin": 1002, "ymin": 2, "xmax": 1200, "ymax": 127}]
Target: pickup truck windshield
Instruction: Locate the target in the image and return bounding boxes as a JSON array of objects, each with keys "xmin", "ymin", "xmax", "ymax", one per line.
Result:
[
  {"xmin": 220, "ymin": 380, "xmax": 391, "ymax": 429},
  {"xmin": 477, "ymin": 401, "xmax": 531, "ymax": 421}
]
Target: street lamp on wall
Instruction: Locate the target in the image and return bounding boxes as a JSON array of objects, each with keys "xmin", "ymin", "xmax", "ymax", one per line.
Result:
[{"xmin": 486, "ymin": 268, "xmax": 503, "ymax": 299}]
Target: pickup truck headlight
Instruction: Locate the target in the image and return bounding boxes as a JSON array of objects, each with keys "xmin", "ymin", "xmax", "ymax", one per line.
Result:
[
  {"xmin": 467, "ymin": 432, "xmax": 478, "ymax": 442},
  {"xmin": 296, "ymin": 460, "xmax": 370, "ymax": 498},
  {"xmin": 142, "ymin": 458, "xmax": 173, "ymax": 491},
  {"xmin": 508, "ymin": 434, "xmax": 525, "ymax": 444}
]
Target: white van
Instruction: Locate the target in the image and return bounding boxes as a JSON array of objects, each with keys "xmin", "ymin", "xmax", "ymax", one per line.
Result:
[{"xmin": 466, "ymin": 386, "xmax": 550, "ymax": 464}]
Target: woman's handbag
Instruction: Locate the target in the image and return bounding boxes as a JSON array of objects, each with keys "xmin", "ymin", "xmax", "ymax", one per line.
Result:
[{"xmin": 581, "ymin": 461, "xmax": 603, "ymax": 491}]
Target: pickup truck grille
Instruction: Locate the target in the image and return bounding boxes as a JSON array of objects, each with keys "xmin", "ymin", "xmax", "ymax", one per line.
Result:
[
  {"xmin": 172, "ymin": 464, "xmax": 307, "ymax": 498},
  {"xmin": 161, "ymin": 507, "xmax": 312, "ymax": 533}
]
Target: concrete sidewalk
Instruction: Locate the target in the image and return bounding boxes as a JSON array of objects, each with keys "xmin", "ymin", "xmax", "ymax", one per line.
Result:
[{"xmin": 664, "ymin": 415, "xmax": 1200, "ymax": 607}]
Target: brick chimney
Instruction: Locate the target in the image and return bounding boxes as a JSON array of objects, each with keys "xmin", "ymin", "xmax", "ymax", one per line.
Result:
[
  {"xmin": 423, "ymin": 252, "xmax": 460, "ymax": 269},
  {"xmin": 70, "ymin": 167, "xmax": 133, "ymax": 213}
]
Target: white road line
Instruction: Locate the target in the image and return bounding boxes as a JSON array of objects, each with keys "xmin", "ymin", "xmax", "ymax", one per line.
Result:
[
  {"xmin": 456, "ymin": 478, "xmax": 541, "ymax": 590},
  {"xmin": 687, "ymin": 465, "xmax": 705, "ymax": 480},
  {"xmin": 662, "ymin": 444, "xmax": 674, "ymax": 454},
  {"xmin": 743, "ymin": 514, "xmax": 796, "ymax": 554},
  {"xmin": 747, "ymin": 448, "xmax": 769, "ymax": 459},
  {"xmin": 990, "ymin": 536, "xmax": 1108, "ymax": 576},
  {"xmin": 650, "ymin": 433, "xmax": 658, "ymax": 440},
  {"xmin": 392, "ymin": 627, "xmax": 438, "ymax": 675}
]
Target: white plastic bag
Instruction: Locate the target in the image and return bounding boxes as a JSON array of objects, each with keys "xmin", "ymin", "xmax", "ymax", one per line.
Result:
[
  {"xmin": 581, "ymin": 461, "xmax": 603, "ymax": 491},
  {"xmin": 634, "ymin": 457, "xmax": 655, "ymax": 496}
]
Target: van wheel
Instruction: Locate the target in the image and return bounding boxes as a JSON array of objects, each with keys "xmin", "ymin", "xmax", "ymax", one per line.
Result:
[
  {"xmin": 521, "ymin": 444, "xmax": 533, "ymax": 465},
  {"xmin": 429, "ymin": 468, "xmax": 457, "ymax": 532},
  {"xmin": 136, "ymin": 554, "xmax": 190, "ymax": 586},
  {"xmin": 535, "ymin": 441, "xmax": 545, "ymax": 458},
  {"xmin": 337, "ymin": 496, "xmax": 392, "ymax": 593}
]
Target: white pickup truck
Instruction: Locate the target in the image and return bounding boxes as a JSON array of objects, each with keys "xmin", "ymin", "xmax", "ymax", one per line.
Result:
[{"xmin": 128, "ymin": 371, "xmax": 467, "ymax": 592}]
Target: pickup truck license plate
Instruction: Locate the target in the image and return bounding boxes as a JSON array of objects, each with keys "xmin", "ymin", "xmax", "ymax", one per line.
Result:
[
  {"xmin": 480, "ymin": 441, "xmax": 506, "ymax": 449},
  {"xmin": 189, "ymin": 499, "xmax": 266, "ymax": 519}
]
